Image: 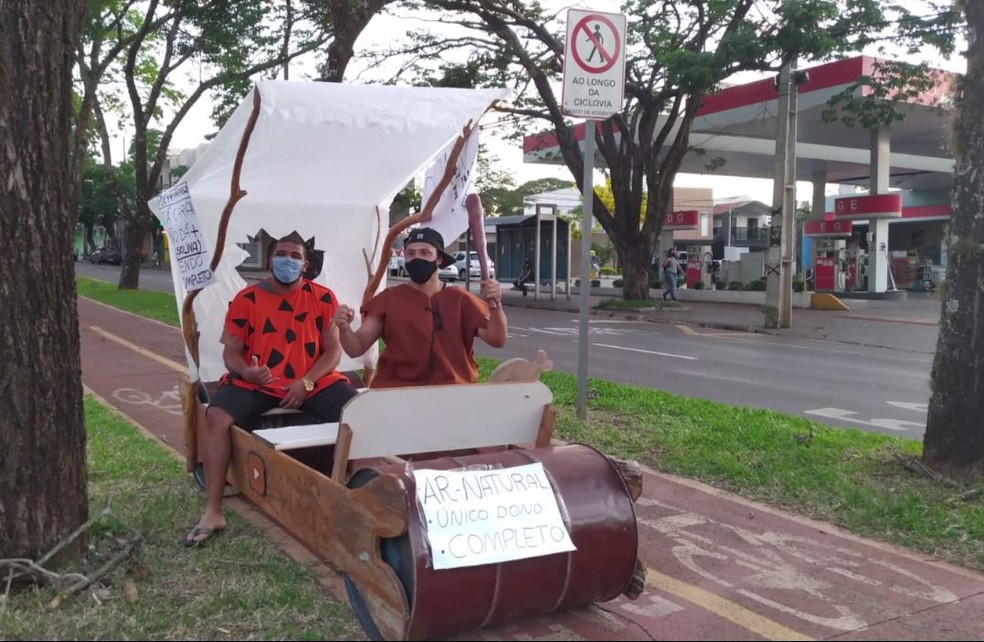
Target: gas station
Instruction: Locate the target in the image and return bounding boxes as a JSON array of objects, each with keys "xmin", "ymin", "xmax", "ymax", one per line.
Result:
[{"xmin": 523, "ymin": 55, "xmax": 956, "ymax": 297}]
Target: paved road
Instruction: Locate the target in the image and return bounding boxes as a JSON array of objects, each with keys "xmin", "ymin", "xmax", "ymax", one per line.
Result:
[
  {"xmin": 75, "ymin": 262, "xmax": 936, "ymax": 438},
  {"xmin": 480, "ymin": 308, "xmax": 933, "ymax": 439},
  {"xmin": 76, "ymin": 261, "xmax": 175, "ymax": 292}
]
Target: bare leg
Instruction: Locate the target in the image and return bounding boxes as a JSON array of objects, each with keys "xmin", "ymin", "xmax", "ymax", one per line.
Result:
[{"xmin": 188, "ymin": 406, "xmax": 232, "ymax": 540}]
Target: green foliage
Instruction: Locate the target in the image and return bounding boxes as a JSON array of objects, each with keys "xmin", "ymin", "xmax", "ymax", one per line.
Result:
[
  {"xmin": 79, "ymin": 158, "xmax": 122, "ymax": 231},
  {"xmin": 591, "ymin": 242, "xmax": 614, "ymax": 268},
  {"xmin": 746, "ymin": 279, "xmax": 768, "ymax": 291},
  {"xmin": 728, "ymin": 280, "xmax": 744, "ymax": 291},
  {"xmin": 596, "ymin": 297, "xmax": 656, "ymax": 310},
  {"xmin": 475, "ymin": 144, "xmax": 517, "ymax": 215}
]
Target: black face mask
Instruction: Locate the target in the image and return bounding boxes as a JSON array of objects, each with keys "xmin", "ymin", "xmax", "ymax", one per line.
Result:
[{"xmin": 406, "ymin": 258, "xmax": 438, "ymax": 284}]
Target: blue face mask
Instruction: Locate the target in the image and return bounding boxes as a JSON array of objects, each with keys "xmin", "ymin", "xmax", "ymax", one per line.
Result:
[{"xmin": 272, "ymin": 256, "xmax": 304, "ymax": 284}]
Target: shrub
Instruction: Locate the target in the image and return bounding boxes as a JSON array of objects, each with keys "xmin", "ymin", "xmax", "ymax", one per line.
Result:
[
  {"xmin": 612, "ymin": 279, "xmax": 624, "ymax": 287},
  {"xmin": 728, "ymin": 280, "xmax": 744, "ymax": 290},
  {"xmin": 747, "ymin": 279, "xmax": 767, "ymax": 291},
  {"xmin": 792, "ymin": 276, "xmax": 805, "ymax": 292},
  {"xmin": 600, "ymin": 266, "xmax": 618, "ymax": 276},
  {"xmin": 591, "ymin": 279, "xmax": 601, "ymax": 288},
  {"xmin": 694, "ymin": 280, "xmax": 705, "ymax": 290},
  {"xmin": 649, "ymin": 277, "xmax": 663, "ymax": 289}
]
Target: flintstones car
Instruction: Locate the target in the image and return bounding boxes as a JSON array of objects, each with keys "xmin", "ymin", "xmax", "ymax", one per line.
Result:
[{"xmin": 159, "ymin": 81, "xmax": 645, "ymax": 640}]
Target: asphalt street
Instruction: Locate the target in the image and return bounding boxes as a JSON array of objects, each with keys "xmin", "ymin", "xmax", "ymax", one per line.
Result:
[
  {"xmin": 478, "ymin": 306, "xmax": 932, "ymax": 439},
  {"xmin": 74, "ymin": 262, "xmax": 936, "ymax": 438}
]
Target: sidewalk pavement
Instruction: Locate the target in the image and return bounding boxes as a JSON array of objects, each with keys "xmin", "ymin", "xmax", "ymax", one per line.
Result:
[
  {"xmin": 77, "ymin": 293, "xmax": 979, "ymax": 642},
  {"xmin": 471, "ymin": 279, "xmax": 942, "ymax": 354}
]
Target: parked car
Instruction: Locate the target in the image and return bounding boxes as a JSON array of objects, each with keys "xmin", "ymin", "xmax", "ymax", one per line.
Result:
[
  {"xmin": 437, "ymin": 262, "xmax": 458, "ymax": 281},
  {"xmin": 388, "ymin": 252, "xmax": 406, "ymax": 277},
  {"xmin": 87, "ymin": 247, "xmax": 121, "ymax": 265},
  {"xmin": 452, "ymin": 250, "xmax": 495, "ymax": 280}
]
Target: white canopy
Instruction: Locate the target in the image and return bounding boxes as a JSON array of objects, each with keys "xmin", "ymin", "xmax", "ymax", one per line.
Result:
[{"xmin": 152, "ymin": 80, "xmax": 510, "ymax": 382}]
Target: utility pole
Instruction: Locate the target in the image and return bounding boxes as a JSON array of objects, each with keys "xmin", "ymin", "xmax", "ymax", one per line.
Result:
[{"xmin": 766, "ymin": 59, "xmax": 801, "ymax": 328}]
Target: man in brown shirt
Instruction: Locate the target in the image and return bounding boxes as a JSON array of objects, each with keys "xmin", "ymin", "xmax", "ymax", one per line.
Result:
[{"xmin": 333, "ymin": 227, "xmax": 507, "ymax": 387}]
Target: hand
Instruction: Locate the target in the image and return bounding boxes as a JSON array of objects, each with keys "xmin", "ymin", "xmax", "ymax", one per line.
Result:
[
  {"xmin": 333, "ymin": 304, "xmax": 355, "ymax": 331},
  {"xmin": 482, "ymin": 279, "xmax": 501, "ymax": 307},
  {"xmin": 279, "ymin": 379, "xmax": 308, "ymax": 409},
  {"xmin": 243, "ymin": 355, "xmax": 277, "ymax": 385}
]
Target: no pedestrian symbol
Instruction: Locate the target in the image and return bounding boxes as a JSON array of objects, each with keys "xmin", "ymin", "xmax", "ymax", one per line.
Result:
[
  {"xmin": 571, "ymin": 15, "xmax": 620, "ymax": 74},
  {"xmin": 562, "ymin": 9, "xmax": 626, "ymax": 119}
]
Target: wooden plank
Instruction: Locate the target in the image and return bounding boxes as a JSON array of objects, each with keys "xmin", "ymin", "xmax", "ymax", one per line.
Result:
[
  {"xmin": 179, "ymin": 377, "xmax": 198, "ymax": 473},
  {"xmin": 229, "ymin": 427, "xmax": 411, "ymax": 641},
  {"xmin": 331, "ymin": 423, "xmax": 354, "ymax": 483},
  {"xmin": 343, "ymin": 381, "xmax": 553, "ymax": 460},
  {"xmin": 535, "ymin": 403, "xmax": 556, "ymax": 448}
]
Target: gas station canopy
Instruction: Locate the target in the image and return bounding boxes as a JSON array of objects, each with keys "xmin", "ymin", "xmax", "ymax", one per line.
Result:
[{"xmin": 524, "ymin": 56, "xmax": 955, "ymax": 192}]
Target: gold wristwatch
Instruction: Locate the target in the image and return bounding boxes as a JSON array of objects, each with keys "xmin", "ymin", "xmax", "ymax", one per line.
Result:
[{"xmin": 300, "ymin": 376, "xmax": 315, "ymax": 393}]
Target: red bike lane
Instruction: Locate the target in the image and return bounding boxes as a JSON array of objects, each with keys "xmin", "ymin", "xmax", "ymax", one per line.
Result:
[{"xmin": 78, "ymin": 296, "xmax": 984, "ymax": 641}]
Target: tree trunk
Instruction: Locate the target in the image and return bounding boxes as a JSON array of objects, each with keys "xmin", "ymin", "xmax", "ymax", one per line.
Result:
[
  {"xmin": 923, "ymin": 0, "xmax": 984, "ymax": 479},
  {"xmin": 84, "ymin": 222, "xmax": 96, "ymax": 255},
  {"xmin": 616, "ymin": 238, "xmax": 653, "ymax": 301},
  {"xmin": 0, "ymin": 0, "xmax": 89, "ymax": 561},
  {"xmin": 319, "ymin": 0, "xmax": 393, "ymax": 82},
  {"xmin": 119, "ymin": 215, "xmax": 146, "ymax": 289}
]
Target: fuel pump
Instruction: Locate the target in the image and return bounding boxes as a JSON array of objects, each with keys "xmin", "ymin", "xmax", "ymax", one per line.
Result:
[
  {"xmin": 845, "ymin": 246, "xmax": 866, "ymax": 291},
  {"xmin": 813, "ymin": 238, "xmax": 838, "ymax": 291},
  {"xmin": 686, "ymin": 244, "xmax": 711, "ymax": 288}
]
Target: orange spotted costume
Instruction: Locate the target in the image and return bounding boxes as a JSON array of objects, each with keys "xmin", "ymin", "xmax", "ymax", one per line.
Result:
[{"xmin": 221, "ymin": 279, "xmax": 348, "ymax": 397}]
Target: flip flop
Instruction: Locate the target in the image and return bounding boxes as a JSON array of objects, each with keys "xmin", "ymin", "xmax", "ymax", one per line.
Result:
[{"xmin": 181, "ymin": 525, "xmax": 223, "ymax": 548}]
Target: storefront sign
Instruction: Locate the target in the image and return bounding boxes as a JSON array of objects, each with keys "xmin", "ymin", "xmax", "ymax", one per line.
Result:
[
  {"xmin": 803, "ymin": 219, "xmax": 854, "ymax": 237},
  {"xmin": 663, "ymin": 210, "xmax": 700, "ymax": 229},
  {"xmin": 834, "ymin": 194, "xmax": 903, "ymax": 220}
]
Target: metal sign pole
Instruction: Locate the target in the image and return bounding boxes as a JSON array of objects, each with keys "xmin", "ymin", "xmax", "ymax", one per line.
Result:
[{"xmin": 576, "ymin": 119, "xmax": 596, "ymax": 420}]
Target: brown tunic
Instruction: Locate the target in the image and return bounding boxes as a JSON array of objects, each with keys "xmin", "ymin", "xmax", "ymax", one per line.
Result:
[{"xmin": 362, "ymin": 284, "xmax": 490, "ymax": 388}]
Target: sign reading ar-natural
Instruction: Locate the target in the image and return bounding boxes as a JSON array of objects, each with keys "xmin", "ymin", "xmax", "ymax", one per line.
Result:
[
  {"xmin": 414, "ymin": 463, "xmax": 577, "ymax": 570},
  {"xmin": 561, "ymin": 8, "xmax": 627, "ymax": 119}
]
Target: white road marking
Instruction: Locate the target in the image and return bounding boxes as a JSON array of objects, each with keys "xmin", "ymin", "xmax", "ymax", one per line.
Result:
[
  {"xmin": 804, "ymin": 407, "xmax": 923, "ymax": 432},
  {"xmin": 886, "ymin": 401, "xmax": 928, "ymax": 413},
  {"xmin": 592, "ymin": 343, "xmax": 697, "ymax": 360}
]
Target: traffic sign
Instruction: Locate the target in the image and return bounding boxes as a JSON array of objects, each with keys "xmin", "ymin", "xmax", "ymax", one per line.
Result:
[{"xmin": 562, "ymin": 9, "xmax": 626, "ymax": 119}]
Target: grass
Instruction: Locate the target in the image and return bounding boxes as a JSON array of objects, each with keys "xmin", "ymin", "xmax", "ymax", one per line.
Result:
[
  {"xmin": 68, "ymin": 276, "xmax": 984, "ymax": 576},
  {"xmin": 77, "ymin": 276, "xmax": 179, "ymax": 326},
  {"xmin": 0, "ymin": 398, "xmax": 364, "ymax": 640}
]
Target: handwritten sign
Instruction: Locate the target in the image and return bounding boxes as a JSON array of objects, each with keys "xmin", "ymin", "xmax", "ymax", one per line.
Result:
[
  {"xmin": 422, "ymin": 127, "xmax": 480, "ymax": 246},
  {"xmin": 413, "ymin": 463, "xmax": 576, "ymax": 570},
  {"xmin": 155, "ymin": 182, "xmax": 214, "ymax": 291}
]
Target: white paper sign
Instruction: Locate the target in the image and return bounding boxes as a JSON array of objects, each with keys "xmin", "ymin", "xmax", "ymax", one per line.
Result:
[
  {"xmin": 421, "ymin": 127, "xmax": 480, "ymax": 246},
  {"xmin": 155, "ymin": 182, "xmax": 214, "ymax": 291},
  {"xmin": 414, "ymin": 463, "xmax": 577, "ymax": 570}
]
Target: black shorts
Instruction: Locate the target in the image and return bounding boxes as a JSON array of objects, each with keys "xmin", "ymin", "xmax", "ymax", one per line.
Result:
[{"xmin": 208, "ymin": 380, "xmax": 360, "ymax": 429}]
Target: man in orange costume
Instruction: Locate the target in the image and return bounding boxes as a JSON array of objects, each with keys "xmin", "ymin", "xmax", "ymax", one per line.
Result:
[
  {"xmin": 333, "ymin": 227, "xmax": 507, "ymax": 387},
  {"xmin": 184, "ymin": 232, "xmax": 359, "ymax": 546}
]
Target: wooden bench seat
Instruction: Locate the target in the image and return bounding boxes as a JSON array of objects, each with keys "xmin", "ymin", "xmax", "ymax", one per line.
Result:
[{"xmin": 253, "ymin": 422, "xmax": 340, "ymax": 451}]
